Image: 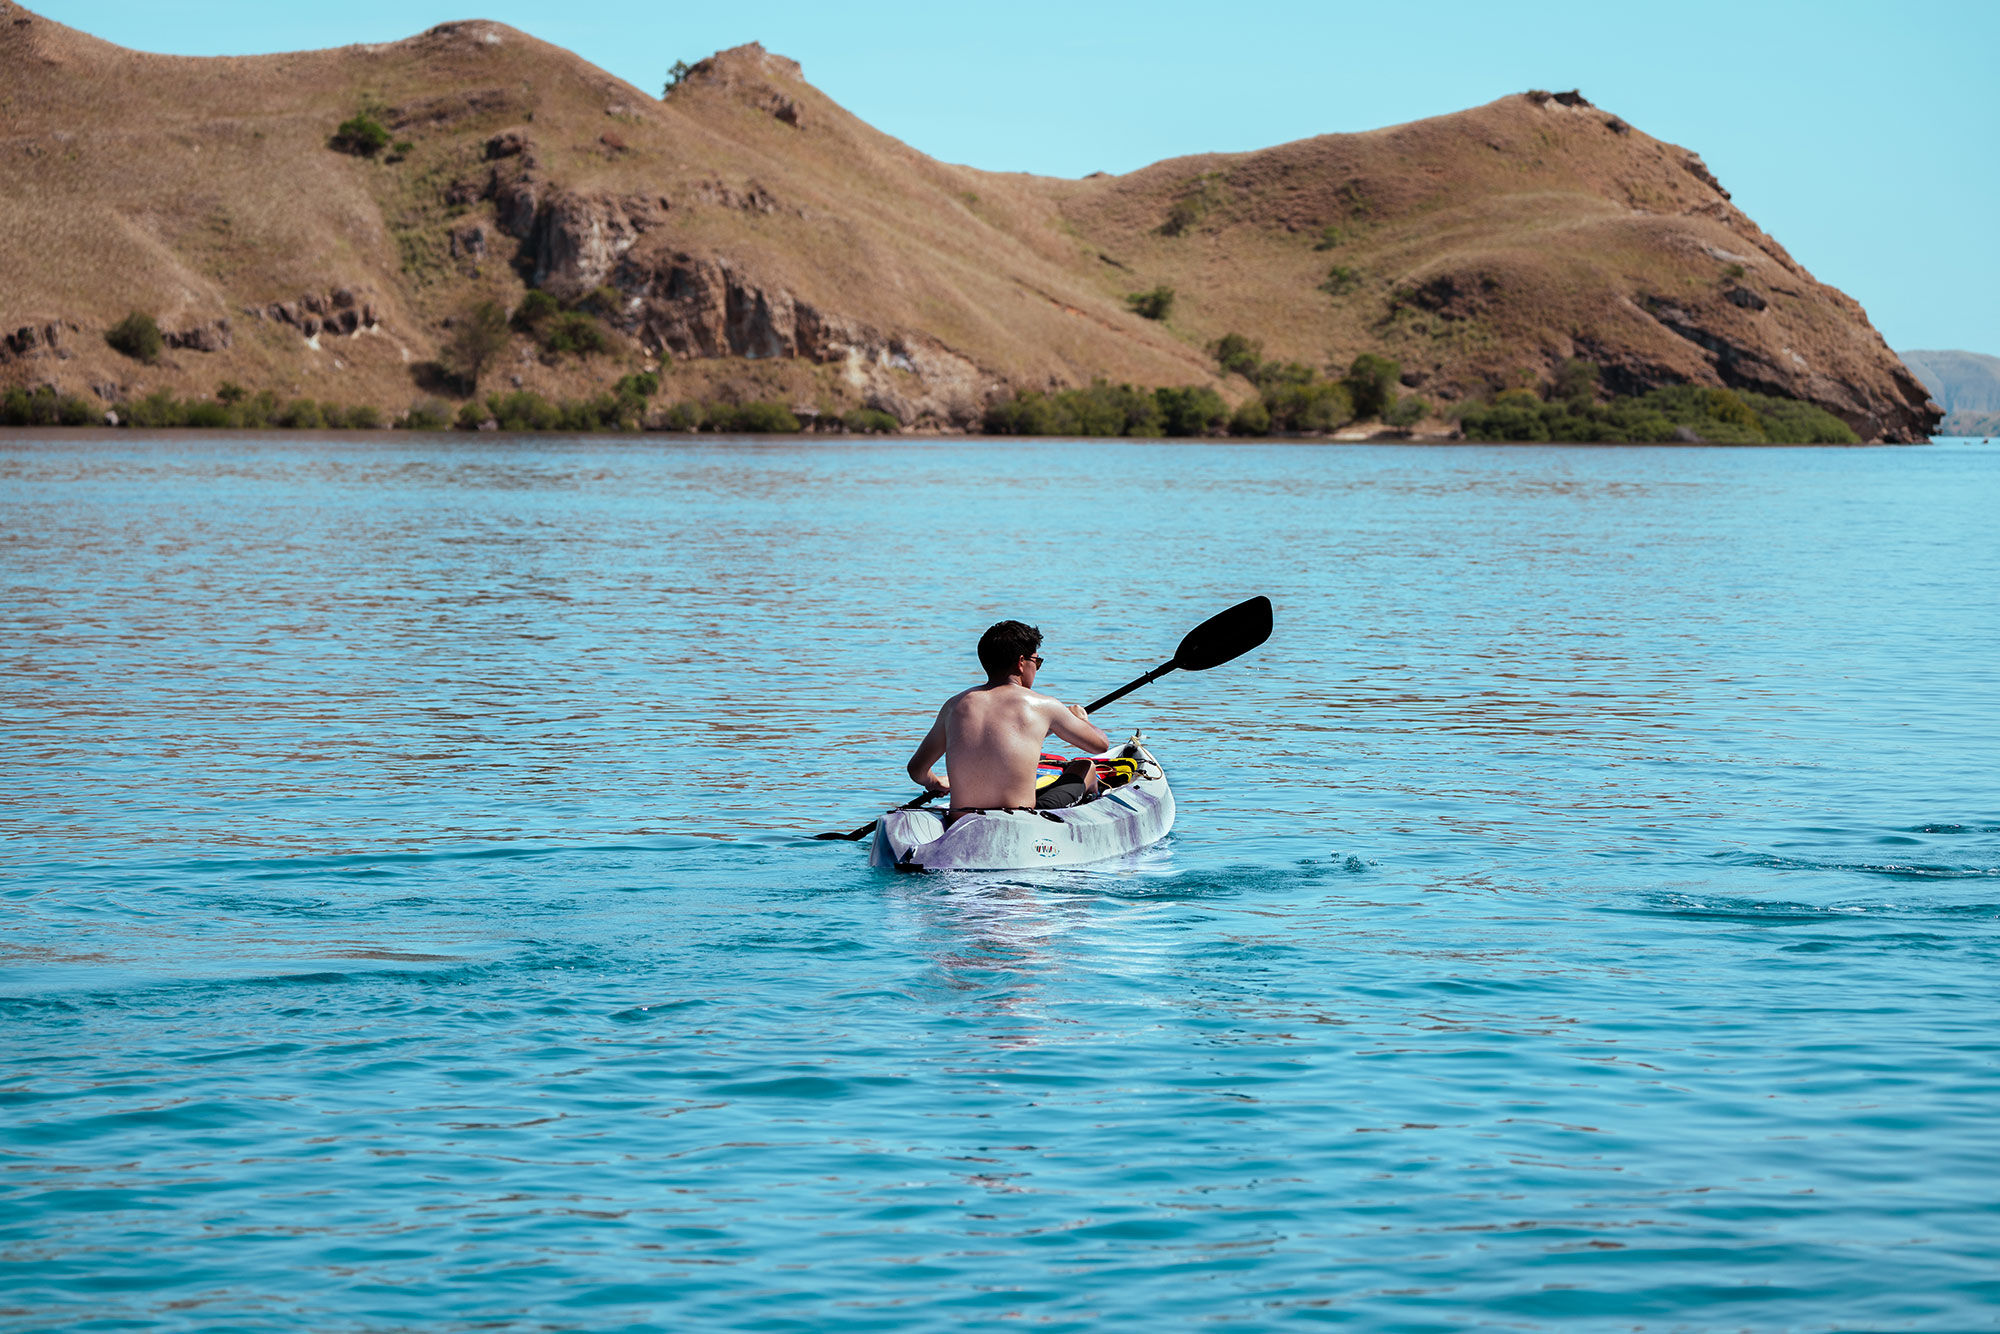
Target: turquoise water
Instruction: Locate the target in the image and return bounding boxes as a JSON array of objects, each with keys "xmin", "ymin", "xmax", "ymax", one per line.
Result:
[{"xmin": 3, "ymin": 435, "xmax": 1997, "ymax": 1331}]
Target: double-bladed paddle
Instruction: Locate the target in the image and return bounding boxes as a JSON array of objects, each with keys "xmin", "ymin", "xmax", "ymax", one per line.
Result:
[{"xmin": 814, "ymin": 595, "xmax": 1274, "ymax": 842}]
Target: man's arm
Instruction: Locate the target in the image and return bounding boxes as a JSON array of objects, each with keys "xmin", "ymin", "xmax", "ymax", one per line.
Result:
[
  {"xmin": 906, "ymin": 704, "xmax": 950, "ymax": 795},
  {"xmin": 1044, "ymin": 698, "xmax": 1110, "ymax": 755}
]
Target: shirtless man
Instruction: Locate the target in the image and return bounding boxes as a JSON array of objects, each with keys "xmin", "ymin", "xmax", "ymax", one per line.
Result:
[{"xmin": 905, "ymin": 620, "xmax": 1109, "ymax": 826}]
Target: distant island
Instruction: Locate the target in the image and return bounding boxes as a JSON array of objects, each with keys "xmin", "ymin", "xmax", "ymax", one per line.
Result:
[
  {"xmin": 0, "ymin": 2, "xmax": 1937, "ymax": 441},
  {"xmin": 1898, "ymin": 350, "xmax": 2000, "ymax": 437}
]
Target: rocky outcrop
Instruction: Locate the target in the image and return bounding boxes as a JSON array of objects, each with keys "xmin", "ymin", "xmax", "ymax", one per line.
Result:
[
  {"xmin": 687, "ymin": 178, "xmax": 781, "ymax": 213},
  {"xmin": 457, "ymin": 119, "xmax": 992, "ymax": 425},
  {"xmin": 1, "ymin": 320, "xmax": 78, "ymax": 363},
  {"xmin": 601, "ymin": 248, "xmax": 992, "ymax": 427},
  {"xmin": 449, "ymin": 223, "xmax": 487, "ymax": 261},
  {"xmin": 529, "ymin": 192, "xmax": 668, "ymax": 300},
  {"xmin": 164, "ymin": 318, "xmax": 231, "ymax": 352},
  {"xmin": 253, "ymin": 288, "xmax": 381, "ymax": 339},
  {"xmin": 484, "ymin": 128, "xmax": 530, "ymax": 160}
]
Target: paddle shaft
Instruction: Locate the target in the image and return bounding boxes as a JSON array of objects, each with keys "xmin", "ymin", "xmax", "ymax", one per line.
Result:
[
  {"xmin": 821, "ymin": 658, "xmax": 1175, "ymax": 841},
  {"xmin": 1083, "ymin": 659, "xmax": 1175, "ymax": 715}
]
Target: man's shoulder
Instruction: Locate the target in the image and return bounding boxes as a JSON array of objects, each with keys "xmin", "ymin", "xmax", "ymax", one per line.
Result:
[
  {"xmin": 946, "ymin": 683, "xmax": 1046, "ymax": 711},
  {"xmin": 944, "ymin": 683, "xmax": 1003, "ymax": 710}
]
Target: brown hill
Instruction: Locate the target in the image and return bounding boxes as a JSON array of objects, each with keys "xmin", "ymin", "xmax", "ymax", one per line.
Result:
[{"xmin": 0, "ymin": 3, "xmax": 1939, "ymax": 440}]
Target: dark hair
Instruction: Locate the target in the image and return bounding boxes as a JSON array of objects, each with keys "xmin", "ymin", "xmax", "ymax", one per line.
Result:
[{"xmin": 977, "ymin": 620, "xmax": 1042, "ymax": 680}]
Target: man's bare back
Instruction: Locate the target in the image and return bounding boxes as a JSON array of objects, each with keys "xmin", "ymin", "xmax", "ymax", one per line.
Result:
[{"xmin": 905, "ymin": 623, "xmax": 1109, "ymax": 813}]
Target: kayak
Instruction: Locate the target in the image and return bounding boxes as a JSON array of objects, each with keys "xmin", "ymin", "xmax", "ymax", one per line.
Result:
[{"xmin": 869, "ymin": 736, "xmax": 1173, "ymax": 871}]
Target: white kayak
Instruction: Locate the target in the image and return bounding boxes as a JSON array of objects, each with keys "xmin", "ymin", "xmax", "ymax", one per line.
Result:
[{"xmin": 869, "ymin": 737, "xmax": 1173, "ymax": 871}]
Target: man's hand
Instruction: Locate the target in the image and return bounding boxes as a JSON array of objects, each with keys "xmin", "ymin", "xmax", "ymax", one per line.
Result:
[{"xmin": 919, "ymin": 773, "xmax": 951, "ymax": 797}]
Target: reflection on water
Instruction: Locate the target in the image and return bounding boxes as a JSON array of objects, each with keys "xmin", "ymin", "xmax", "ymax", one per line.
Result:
[{"xmin": 2, "ymin": 436, "xmax": 1998, "ymax": 1330}]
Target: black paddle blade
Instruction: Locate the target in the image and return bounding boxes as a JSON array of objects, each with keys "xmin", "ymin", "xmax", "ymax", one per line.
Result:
[{"xmin": 1173, "ymin": 595, "xmax": 1273, "ymax": 672}]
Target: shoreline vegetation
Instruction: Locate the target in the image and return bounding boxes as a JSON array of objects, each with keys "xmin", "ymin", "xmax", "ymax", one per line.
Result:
[{"xmin": 2, "ymin": 310, "xmax": 1863, "ymax": 444}]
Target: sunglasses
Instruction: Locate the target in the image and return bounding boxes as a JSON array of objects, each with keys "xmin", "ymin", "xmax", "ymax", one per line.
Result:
[{"xmin": 1024, "ymin": 655, "xmax": 1045, "ymax": 667}]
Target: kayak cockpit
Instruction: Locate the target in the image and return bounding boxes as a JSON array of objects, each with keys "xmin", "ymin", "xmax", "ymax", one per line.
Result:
[{"xmin": 868, "ymin": 737, "xmax": 1172, "ymax": 872}]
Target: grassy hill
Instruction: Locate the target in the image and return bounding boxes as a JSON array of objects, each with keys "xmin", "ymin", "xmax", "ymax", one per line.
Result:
[{"xmin": 0, "ymin": 3, "xmax": 1939, "ymax": 440}]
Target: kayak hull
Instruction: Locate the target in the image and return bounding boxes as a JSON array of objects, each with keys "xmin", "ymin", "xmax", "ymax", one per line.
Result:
[{"xmin": 868, "ymin": 739, "xmax": 1172, "ymax": 871}]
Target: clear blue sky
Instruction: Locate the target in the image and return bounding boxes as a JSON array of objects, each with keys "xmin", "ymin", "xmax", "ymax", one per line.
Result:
[{"xmin": 33, "ymin": 0, "xmax": 1996, "ymax": 355}]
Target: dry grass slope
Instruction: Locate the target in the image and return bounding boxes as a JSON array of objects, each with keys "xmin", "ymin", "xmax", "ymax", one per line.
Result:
[{"xmin": 0, "ymin": 5, "xmax": 1937, "ymax": 439}]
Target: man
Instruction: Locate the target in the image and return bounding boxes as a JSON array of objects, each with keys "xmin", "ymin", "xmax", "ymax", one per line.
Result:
[{"xmin": 906, "ymin": 620, "xmax": 1110, "ymax": 827}]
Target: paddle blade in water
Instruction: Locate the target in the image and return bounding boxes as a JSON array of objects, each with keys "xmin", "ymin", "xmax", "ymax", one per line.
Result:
[{"xmin": 1173, "ymin": 595, "xmax": 1273, "ymax": 672}]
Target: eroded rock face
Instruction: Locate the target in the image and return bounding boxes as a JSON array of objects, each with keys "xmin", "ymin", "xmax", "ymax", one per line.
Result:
[
  {"xmin": 530, "ymin": 192, "xmax": 668, "ymax": 301},
  {"xmin": 1401, "ymin": 243, "xmax": 1939, "ymax": 442},
  {"xmin": 601, "ymin": 248, "xmax": 991, "ymax": 428},
  {"xmin": 164, "ymin": 318, "xmax": 231, "ymax": 352},
  {"xmin": 259, "ymin": 289, "xmax": 380, "ymax": 340},
  {"xmin": 1, "ymin": 320, "xmax": 81, "ymax": 363},
  {"xmin": 1620, "ymin": 290, "xmax": 1936, "ymax": 440},
  {"xmin": 474, "ymin": 160, "xmax": 994, "ymax": 425}
]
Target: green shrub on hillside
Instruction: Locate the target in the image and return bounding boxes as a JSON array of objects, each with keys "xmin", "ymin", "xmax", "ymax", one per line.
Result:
[
  {"xmin": 1343, "ymin": 353, "xmax": 1400, "ymax": 419},
  {"xmin": 0, "ymin": 383, "xmax": 387, "ymax": 431},
  {"xmin": 512, "ymin": 291, "xmax": 562, "ymax": 329},
  {"xmin": 235, "ymin": 390, "xmax": 281, "ymax": 429},
  {"xmin": 1207, "ymin": 340, "xmax": 1413, "ymax": 432},
  {"xmin": 458, "ymin": 389, "xmax": 643, "ymax": 433},
  {"xmin": 1252, "ymin": 360, "xmax": 1317, "ymax": 390},
  {"xmin": 1319, "ymin": 265, "xmax": 1360, "ymax": 296},
  {"xmin": 1313, "ymin": 226, "xmax": 1347, "ymax": 251},
  {"xmin": 657, "ymin": 402, "xmax": 702, "ymax": 432},
  {"xmin": 447, "ymin": 300, "xmax": 512, "ymax": 389},
  {"xmin": 1383, "ymin": 396, "xmax": 1430, "ymax": 429},
  {"xmin": 1155, "ymin": 386, "xmax": 1228, "ymax": 437},
  {"xmin": 1553, "ymin": 358, "xmax": 1601, "ymax": 403},
  {"xmin": 1264, "ymin": 380, "xmax": 1354, "ymax": 433},
  {"xmin": 615, "ymin": 371, "xmax": 659, "ymax": 401},
  {"xmin": 485, "ymin": 391, "xmax": 563, "ymax": 432},
  {"xmin": 1750, "ymin": 394, "xmax": 1865, "ymax": 444},
  {"xmin": 1228, "ymin": 397, "xmax": 1271, "ymax": 436},
  {"xmin": 1126, "ymin": 286, "xmax": 1175, "ymax": 321},
  {"xmin": 2, "ymin": 385, "xmax": 97, "ymax": 426},
  {"xmin": 105, "ymin": 312, "xmax": 163, "ymax": 364},
  {"xmin": 704, "ymin": 401, "xmax": 802, "ymax": 433},
  {"xmin": 331, "ymin": 114, "xmax": 391, "ymax": 157},
  {"xmin": 512, "ymin": 290, "xmax": 610, "ymax": 359},
  {"xmin": 275, "ymin": 399, "xmax": 326, "ymax": 430},
  {"xmin": 401, "ymin": 399, "xmax": 453, "ymax": 430},
  {"xmin": 1161, "ymin": 198, "xmax": 1205, "ymax": 237},
  {"xmin": 843, "ymin": 407, "xmax": 901, "ymax": 434},
  {"xmin": 982, "ymin": 381, "xmax": 1231, "ymax": 438},
  {"xmin": 1212, "ymin": 333, "xmax": 1263, "ymax": 378},
  {"xmin": 1457, "ymin": 383, "xmax": 1858, "ymax": 444},
  {"xmin": 123, "ymin": 389, "xmax": 186, "ymax": 428}
]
